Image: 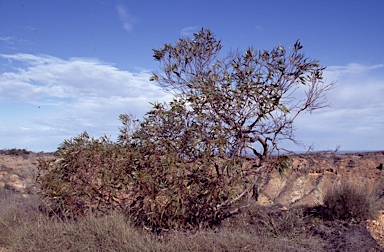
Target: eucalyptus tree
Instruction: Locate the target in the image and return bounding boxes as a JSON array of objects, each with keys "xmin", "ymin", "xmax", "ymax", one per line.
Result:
[{"xmin": 149, "ymin": 28, "xmax": 333, "ymax": 162}]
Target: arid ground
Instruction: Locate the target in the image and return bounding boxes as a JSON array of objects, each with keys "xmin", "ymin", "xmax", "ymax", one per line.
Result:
[{"xmin": 1, "ymin": 149, "xmax": 383, "ymax": 251}]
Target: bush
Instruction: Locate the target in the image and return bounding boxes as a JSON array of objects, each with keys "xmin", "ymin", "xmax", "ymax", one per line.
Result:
[
  {"xmin": 224, "ymin": 204, "xmax": 309, "ymax": 238},
  {"xmin": 36, "ymin": 132, "xmax": 133, "ymax": 219},
  {"xmin": 36, "ymin": 130, "xmax": 253, "ymax": 231},
  {"xmin": 321, "ymin": 182, "xmax": 376, "ymax": 221},
  {"xmin": 35, "ymin": 28, "xmax": 333, "ymax": 231},
  {"xmin": 125, "ymin": 152, "xmax": 245, "ymax": 231},
  {"xmin": 120, "ymin": 108, "xmax": 255, "ymax": 231}
]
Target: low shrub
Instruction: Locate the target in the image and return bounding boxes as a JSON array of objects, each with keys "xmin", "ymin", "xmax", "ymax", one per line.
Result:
[
  {"xmin": 321, "ymin": 181, "xmax": 376, "ymax": 221},
  {"xmin": 37, "ymin": 135, "xmax": 253, "ymax": 230},
  {"xmin": 36, "ymin": 113, "xmax": 256, "ymax": 231},
  {"xmin": 36, "ymin": 132, "xmax": 133, "ymax": 219},
  {"xmin": 224, "ymin": 204, "xmax": 309, "ymax": 238}
]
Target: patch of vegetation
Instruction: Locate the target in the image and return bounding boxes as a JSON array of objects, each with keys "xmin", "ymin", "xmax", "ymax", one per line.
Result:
[
  {"xmin": 225, "ymin": 203, "xmax": 309, "ymax": 238},
  {"xmin": 320, "ymin": 182, "xmax": 378, "ymax": 222},
  {"xmin": 0, "ymin": 148, "xmax": 31, "ymax": 159},
  {"xmin": 35, "ymin": 132, "xmax": 136, "ymax": 219},
  {"xmin": 36, "ymin": 130, "xmax": 252, "ymax": 230},
  {"xmin": 1, "ymin": 192, "xmax": 382, "ymax": 252},
  {"xmin": 0, "ymin": 192, "xmax": 40, "ymax": 247}
]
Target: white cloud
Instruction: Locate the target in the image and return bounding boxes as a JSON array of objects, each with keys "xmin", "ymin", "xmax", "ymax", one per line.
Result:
[
  {"xmin": 115, "ymin": 4, "xmax": 137, "ymax": 31},
  {"xmin": 290, "ymin": 63, "xmax": 384, "ymax": 151},
  {"xmin": 0, "ymin": 36, "xmax": 14, "ymax": 42},
  {"xmin": 326, "ymin": 63, "xmax": 384, "ymax": 79},
  {"xmin": 0, "ymin": 53, "xmax": 172, "ymax": 151},
  {"xmin": 0, "ymin": 54, "xmax": 166, "ymax": 101},
  {"xmin": 1, "ymin": 56, "xmax": 383, "ymax": 152},
  {"xmin": 324, "ymin": 63, "xmax": 384, "ymax": 109},
  {"xmin": 0, "ymin": 37, "xmax": 16, "ymax": 47},
  {"xmin": 180, "ymin": 26, "xmax": 199, "ymax": 36}
]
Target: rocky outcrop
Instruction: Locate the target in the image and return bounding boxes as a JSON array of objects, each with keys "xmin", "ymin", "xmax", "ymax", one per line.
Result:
[
  {"xmin": 257, "ymin": 152, "xmax": 384, "ymax": 207},
  {"xmin": 367, "ymin": 210, "xmax": 384, "ymax": 248},
  {"xmin": 254, "ymin": 151, "xmax": 384, "ymax": 248},
  {"xmin": 0, "ymin": 151, "xmax": 54, "ymax": 197}
]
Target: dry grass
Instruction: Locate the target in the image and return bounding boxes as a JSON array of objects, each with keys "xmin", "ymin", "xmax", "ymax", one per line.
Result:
[
  {"xmin": 5, "ymin": 214, "xmax": 324, "ymax": 252},
  {"xmin": 321, "ymin": 181, "xmax": 379, "ymax": 221},
  {"xmin": 4, "ymin": 217, "xmax": 323, "ymax": 252},
  {"xmin": 9, "ymin": 214, "xmax": 159, "ymax": 252},
  {"xmin": 0, "ymin": 183, "xmax": 383, "ymax": 251},
  {"xmin": 0, "ymin": 190, "xmax": 40, "ymax": 248},
  {"xmin": 0, "ymin": 191, "xmax": 325, "ymax": 252}
]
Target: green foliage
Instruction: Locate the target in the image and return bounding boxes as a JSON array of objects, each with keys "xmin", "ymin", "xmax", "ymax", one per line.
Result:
[
  {"xmin": 274, "ymin": 155, "xmax": 292, "ymax": 177},
  {"xmin": 151, "ymin": 28, "xmax": 333, "ymax": 158},
  {"xmin": 36, "ymin": 132, "xmax": 133, "ymax": 218},
  {"xmin": 126, "ymin": 155, "xmax": 237, "ymax": 230},
  {"xmin": 120, "ymin": 110, "xmax": 253, "ymax": 230},
  {"xmin": 37, "ymin": 121, "xmax": 252, "ymax": 230}
]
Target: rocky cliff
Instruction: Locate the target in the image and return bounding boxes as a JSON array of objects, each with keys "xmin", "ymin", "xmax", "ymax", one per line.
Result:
[{"xmin": 257, "ymin": 151, "xmax": 384, "ymax": 208}]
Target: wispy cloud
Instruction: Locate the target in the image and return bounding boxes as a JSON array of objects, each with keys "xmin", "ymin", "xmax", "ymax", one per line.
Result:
[
  {"xmin": 0, "ymin": 36, "xmax": 15, "ymax": 44},
  {"xmin": 21, "ymin": 26, "xmax": 38, "ymax": 32},
  {"xmin": 324, "ymin": 63, "xmax": 384, "ymax": 109},
  {"xmin": 180, "ymin": 26, "xmax": 199, "ymax": 36},
  {"xmin": 0, "ymin": 37, "xmax": 13, "ymax": 41},
  {"xmin": 115, "ymin": 4, "xmax": 137, "ymax": 31},
  {"xmin": 325, "ymin": 63, "xmax": 384, "ymax": 80}
]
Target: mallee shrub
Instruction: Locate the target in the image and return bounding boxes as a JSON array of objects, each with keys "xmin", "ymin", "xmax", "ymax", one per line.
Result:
[{"xmin": 36, "ymin": 28, "xmax": 332, "ymax": 231}]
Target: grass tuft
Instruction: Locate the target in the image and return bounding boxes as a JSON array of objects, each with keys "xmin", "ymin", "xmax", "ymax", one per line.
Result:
[{"xmin": 321, "ymin": 181, "xmax": 378, "ymax": 221}]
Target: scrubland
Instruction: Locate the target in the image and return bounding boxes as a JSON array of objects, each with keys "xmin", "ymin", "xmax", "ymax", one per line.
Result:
[{"xmin": 1, "ymin": 179, "xmax": 383, "ymax": 252}]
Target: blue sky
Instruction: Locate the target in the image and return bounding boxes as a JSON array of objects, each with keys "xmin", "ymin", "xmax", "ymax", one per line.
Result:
[{"xmin": 1, "ymin": 0, "xmax": 383, "ymax": 152}]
